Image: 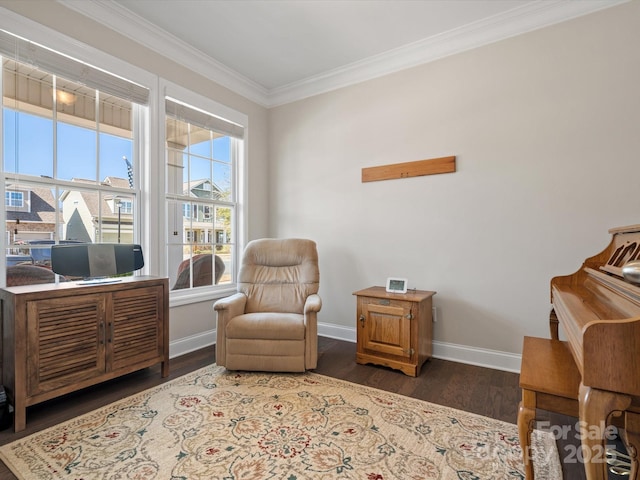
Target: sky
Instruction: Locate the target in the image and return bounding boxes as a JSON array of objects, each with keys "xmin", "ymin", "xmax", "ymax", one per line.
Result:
[
  {"xmin": 3, "ymin": 109, "xmax": 231, "ymax": 190},
  {"xmin": 3, "ymin": 109, "xmax": 133, "ymax": 182}
]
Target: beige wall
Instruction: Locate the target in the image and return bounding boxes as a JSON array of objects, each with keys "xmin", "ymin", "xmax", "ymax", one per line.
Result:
[{"xmin": 268, "ymin": 2, "xmax": 640, "ymax": 360}]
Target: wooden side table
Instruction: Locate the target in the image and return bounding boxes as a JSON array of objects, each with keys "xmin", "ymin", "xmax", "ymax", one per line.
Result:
[{"xmin": 353, "ymin": 286, "xmax": 435, "ymax": 377}]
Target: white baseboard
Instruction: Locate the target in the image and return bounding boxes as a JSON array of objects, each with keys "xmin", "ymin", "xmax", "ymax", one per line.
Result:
[
  {"xmin": 431, "ymin": 340, "xmax": 521, "ymax": 373},
  {"xmin": 169, "ymin": 323, "xmax": 521, "ymax": 373},
  {"xmin": 317, "ymin": 323, "xmax": 521, "ymax": 373},
  {"xmin": 317, "ymin": 322, "xmax": 357, "ymax": 343},
  {"xmin": 169, "ymin": 329, "xmax": 215, "ymax": 359}
]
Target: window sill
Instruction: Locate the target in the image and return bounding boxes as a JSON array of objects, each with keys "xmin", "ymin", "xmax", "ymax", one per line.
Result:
[{"xmin": 169, "ymin": 285, "xmax": 237, "ymax": 308}]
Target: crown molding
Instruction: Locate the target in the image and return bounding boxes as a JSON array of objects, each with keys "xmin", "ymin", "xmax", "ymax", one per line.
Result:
[
  {"xmin": 267, "ymin": 0, "xmax": 628, "ymax": 106},
  {"xmin": 57, "ymin": 0, "xmax": 270, "ymax": 106},
  {"xmin": 59, "ymin": 0, "xmax": 627, "ymax": 108}
]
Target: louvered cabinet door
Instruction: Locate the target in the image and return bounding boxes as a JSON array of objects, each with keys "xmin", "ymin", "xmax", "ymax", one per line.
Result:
[
  {"xmin": 109, "ymin": 285, "xmax": 164, "ymax": 371},
  {"xmin": 26, "ymin": 293, "xmax": 107, "ymax": 396}
]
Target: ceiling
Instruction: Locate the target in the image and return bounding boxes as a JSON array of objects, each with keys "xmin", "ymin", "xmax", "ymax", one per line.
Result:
[
  {"xmin": 62, "ymin": 0, "xmax": 625, "ymax": 107},
  {"xmin": 113, "ymin": 0, "xmax": 533, "ymax": 90}
]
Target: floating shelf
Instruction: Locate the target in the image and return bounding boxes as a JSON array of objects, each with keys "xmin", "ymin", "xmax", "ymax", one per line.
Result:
[{"xmin": 362, "ymin": 155, "xmax": 456, "ymax": 183}]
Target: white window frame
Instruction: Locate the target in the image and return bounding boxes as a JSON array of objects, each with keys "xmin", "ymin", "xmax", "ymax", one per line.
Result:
[
  {"xmin": 160, "ymin": 79, "xmax": 247, "ymax": 306},
  {"xmin": 0, "ymin": 8, "xmax": 158, "ymax": 280}
]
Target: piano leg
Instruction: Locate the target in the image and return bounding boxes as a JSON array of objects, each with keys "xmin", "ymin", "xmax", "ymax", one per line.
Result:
[
  {"xmin": 623, "ymin": 411, "xmax": 640, "ymax": 479},
  {"xmin": 579, "ymin": 384, "xmax": 631, "ymax": 480}
]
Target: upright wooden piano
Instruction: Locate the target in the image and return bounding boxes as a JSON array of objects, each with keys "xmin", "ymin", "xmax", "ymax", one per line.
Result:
[{"xmin": 551, "ymin": 224, "xmax": 640, "ymax": 479}]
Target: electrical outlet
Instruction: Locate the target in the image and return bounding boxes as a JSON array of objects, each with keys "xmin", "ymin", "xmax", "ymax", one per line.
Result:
[{"xmin": 432, "ymin": 306, "xmax": 438, "ymax": 322}]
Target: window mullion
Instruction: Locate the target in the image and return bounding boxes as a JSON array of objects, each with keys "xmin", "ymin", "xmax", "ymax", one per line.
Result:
[
  {"xmin": 52, "ymin": 76, "xmax": 60, "ymax": 242},
  {"xmin": 52, "ymin": 76, "xmax": 58, "ymax": 182},
  {"xmin": 95, "ymin": 90, "xmax": 100, "ymax": 187}
]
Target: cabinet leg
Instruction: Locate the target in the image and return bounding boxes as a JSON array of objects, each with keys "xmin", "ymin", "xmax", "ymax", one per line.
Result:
[{"xmin": 14, "ymin": 406, "xmax": 25, "ymax": 432}]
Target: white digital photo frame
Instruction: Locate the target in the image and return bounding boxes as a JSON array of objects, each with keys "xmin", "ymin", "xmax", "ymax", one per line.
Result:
[{"xmin": 386, "ymin": 277, "xmax": 408, "ymax": 294}]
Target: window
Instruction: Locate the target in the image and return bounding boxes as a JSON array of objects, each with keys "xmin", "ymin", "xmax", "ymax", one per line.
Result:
[
  {"xmin": 182, "ymin": 203, "xmax": 192, "ymax": 219},
  {"xmin": 118, "ymin": 200, "xmax": 133, "ymax": 215},
  {"xmin": 164, "ymin": 91, "xmax": 244, "ymax": 293},
  {"xmin": 0, "ymin": 26, "xmax": 246, "ymax": 299},
  {"xmin": 5, "ymin": 191, "xmax": 23, "ymax": 208},
  {"xmin": 1, "ymin": 30, "xmax": 149, "ymax": 284}
]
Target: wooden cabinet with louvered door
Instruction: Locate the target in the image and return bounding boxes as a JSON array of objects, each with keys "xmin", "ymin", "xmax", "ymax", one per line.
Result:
[
  {"xmin": 1, "ymin": 276, "xmax": 169, "ymax": 432},
  {"xmin": 353, "ymin": 286, "xmax": 436, "ymax": 377}
]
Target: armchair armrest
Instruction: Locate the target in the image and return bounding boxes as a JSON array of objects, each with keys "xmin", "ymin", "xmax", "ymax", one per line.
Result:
[
  {"xmin": 213, "ymin": 293, "xmax": 247, "ymax": 367},
  {"xmin": 304, "ymin": 294, "xmax": 322, "ymax": 314},
  {"xmin": 303, "ymin": 293, "xmax": 321, "ymax": 370},
  {"xmin": 214, "ymin": 292, "xmax": 247, "ymax": 318}
]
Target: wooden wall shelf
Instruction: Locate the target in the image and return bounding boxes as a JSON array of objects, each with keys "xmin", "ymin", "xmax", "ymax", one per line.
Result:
[{"xmin": 362, "ymin": 155, "xmax": 456, "ymax": 183}]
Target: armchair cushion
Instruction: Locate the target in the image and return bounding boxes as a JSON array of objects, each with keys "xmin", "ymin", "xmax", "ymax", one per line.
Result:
[
  {"xmin": 227, "ymin": 313, "xmax": 305, "ymax": 340},
  {"xmin": 239, "ymin": 238, "xmax": 319, "ymax": 314}
]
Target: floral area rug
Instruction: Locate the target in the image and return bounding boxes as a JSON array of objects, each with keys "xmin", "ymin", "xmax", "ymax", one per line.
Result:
[{"xmin": 0, "ymin": 365, "xmax": 560, "ymax": 479}]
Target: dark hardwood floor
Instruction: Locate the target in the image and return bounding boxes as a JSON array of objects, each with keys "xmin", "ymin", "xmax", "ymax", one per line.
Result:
[{"xmin": 0, "ymin": 337, "xmax": 596, "ymax": 479}]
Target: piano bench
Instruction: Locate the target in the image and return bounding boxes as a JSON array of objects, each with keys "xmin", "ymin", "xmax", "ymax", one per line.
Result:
[{"xmin": 518, "ymin": 336, "xmax": 581, "ymax": 479}]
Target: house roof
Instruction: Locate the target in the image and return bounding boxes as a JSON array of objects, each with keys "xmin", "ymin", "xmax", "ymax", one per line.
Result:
[
  {"xmin": 58, "ymin": 177, "xmax": 133, "ymax": 219},
  {"xmin": 184, "ymin": 179, "xmax": 222, "ymax": 197},
  {"xmin": 103, "ymin": 177, "xmax": 131, "ymax": 189}
]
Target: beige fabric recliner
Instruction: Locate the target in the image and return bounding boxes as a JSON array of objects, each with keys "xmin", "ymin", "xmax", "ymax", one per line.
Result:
[{"xmin": 214, "ymin": 238, "xmax": 321, "ymax": 372}]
